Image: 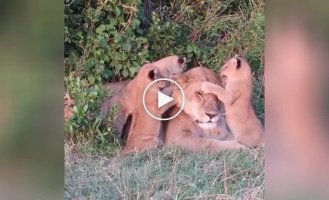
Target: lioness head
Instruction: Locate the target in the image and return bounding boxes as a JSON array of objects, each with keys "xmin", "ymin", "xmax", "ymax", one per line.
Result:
[
  {"xmin": 220, "ymin": 55, "xmax": 252, "ymax": 84},
  {"xmin": 173, "ymin": 67, "xmax": 222, "ymax": 129}
]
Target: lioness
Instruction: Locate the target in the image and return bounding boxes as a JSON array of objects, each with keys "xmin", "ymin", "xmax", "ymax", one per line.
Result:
[
  {"xmin": 201, "ymin": 55, "xmax": 264, "ymax": 147},
  {"xmin": 163, "ymin": 67, "xmax": 245, "ymax": 152}
]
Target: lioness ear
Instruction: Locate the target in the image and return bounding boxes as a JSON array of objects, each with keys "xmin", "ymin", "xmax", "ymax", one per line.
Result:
[{"xmin": 148, "ymin": 68, "xmax": 161, "ymax": 80}]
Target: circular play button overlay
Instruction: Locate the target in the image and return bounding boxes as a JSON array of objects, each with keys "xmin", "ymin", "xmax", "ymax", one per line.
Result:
[{"xmin": 142, "ymin": 78, "xmax": 185, "ymax": 121}]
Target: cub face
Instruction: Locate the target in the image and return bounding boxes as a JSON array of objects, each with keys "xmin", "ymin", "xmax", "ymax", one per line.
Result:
[
  {"xmin": 64, "ymin": 92, "xmax": 75, "ymax": 122},
  {"xmin": 64, "ymin": 93, "xmax": 75, "ymax": 107},
  {"xmin": 139, "ymin": 63, "xmax": 174, "ymax": 113},
  {"xmin": 220, "ymin": 55, "xmax": 251, "ymax": 82},
  {"xmin": 146, "ymin": 64, "xmax": 173, "ymax": 95}
]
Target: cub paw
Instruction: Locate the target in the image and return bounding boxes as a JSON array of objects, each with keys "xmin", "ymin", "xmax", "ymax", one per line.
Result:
[{"xmin": 201, "ymin": 82, "xmax": 215, "ymax": 93}]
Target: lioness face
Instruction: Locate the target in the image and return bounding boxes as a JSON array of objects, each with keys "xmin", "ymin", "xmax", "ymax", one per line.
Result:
[
  {"xmin": 183, "ymin": 83, "xmax": 221, "ymax": 129},
  {"xmin": 173, "ymin": 67, "xmax": 222, "ymax": 129}
]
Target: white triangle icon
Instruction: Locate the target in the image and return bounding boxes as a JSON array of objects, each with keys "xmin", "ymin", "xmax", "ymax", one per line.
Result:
[{"xmin": 158, "ymin": 91, "xmax": 173, "ymax": 109}]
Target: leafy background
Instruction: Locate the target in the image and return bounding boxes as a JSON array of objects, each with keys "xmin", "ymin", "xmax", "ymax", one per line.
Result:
[{"xmin": 64, "ymin": 0, "xmax": 264, "ymax": 198}]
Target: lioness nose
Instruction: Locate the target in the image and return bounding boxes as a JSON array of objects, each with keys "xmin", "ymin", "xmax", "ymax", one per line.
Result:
[{"xmin": 206, "ymin": 113, "xmax": 217, "ymax": 119}]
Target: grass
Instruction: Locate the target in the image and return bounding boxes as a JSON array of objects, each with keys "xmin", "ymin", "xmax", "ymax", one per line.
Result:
[{"xmin": 65, "ymin": 146, "xmax": 264, "ymax": 199}]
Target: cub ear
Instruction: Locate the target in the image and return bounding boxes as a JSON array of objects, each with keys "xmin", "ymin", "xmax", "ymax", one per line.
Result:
[
  {"xmin": 148, "ymin": 68, "xmax": 161, "ymax": 80},
  {"xmin": 231, "ymin": 57, "xmax": 241, "ymax": 69},
  {"xmin": 233, "ymin": 55, "xmax": 242, "ymax": 69},
  {"xmin": 236, "ymin": 58, "xmax": 241, "ymax": 69},
  {"xmin": 178, "ymin": 56, "xmax": 186, "ymax": 64}
]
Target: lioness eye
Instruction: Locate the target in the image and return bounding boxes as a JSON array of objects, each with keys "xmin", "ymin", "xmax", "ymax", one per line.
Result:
[{"xmin": 195, "ymin": 91, "xmax": 203, "ymax": 97}]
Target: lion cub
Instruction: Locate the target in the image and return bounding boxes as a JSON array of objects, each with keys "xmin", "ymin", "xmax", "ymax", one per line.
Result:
[
  {"xmin": 101, "ymin": 55, "xmax": 186, "ymax": 137},
  {"xmin": 122, "ymin": 63, "xmax": 175, "ymax": 154},
  {"xmin": 201, "ymin": 55, "xmax": 264, "ymax": 147},
  {"xmin": 151, "ymin": 55, "xmax": 186, "ymax": 79},
  {"xmin": 64, "ymin": 92, "xmax": 75, "ymax": 122}
]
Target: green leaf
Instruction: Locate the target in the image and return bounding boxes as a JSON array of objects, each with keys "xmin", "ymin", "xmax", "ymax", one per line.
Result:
[
  {"xmin": 128, "ymin": 66, "xmax": 138, "ymax": 76},
  {"xmin": 132, "ymin": 19, "xmax": 140, "ymax": 27},
  {"xmin": 115, "ymin": 7, "xmax": 121, "ymax": 17},
  {"xmin": 99, "ymin": 38, "xmax": 108, "ymax": 48},
  {"xmin": 73, "ymin": 106, "xmax": 78, "ymax": 113},
  {"xmin": 122, "ymin": 42, "xmax": 132, "ymax": 52},
  {"xmin": 195, "ymin": 49, "xmax": 201, "ymax": 57},
  {"xmin": 116, "ymin": 64, "xmax": 123, "ymax": 70},
  {"xmin": 187, "ymin": 45, "xmax": 193, "ymax": 53},
  {"xmin": 132, "ymin": 61, "xmax": 140, "ymax": 67},
  {"xmin": 96, "ymin": 25, "xmax": 106, "ymax": 34},
  {"xmin": 83, "ymin": 104, "xmax": 88, "ymax": 112},
  {"xmin": 68, "ymin": 125, "xmax": 73, "ymax": 133},
  {"xmin": 122, "ymin": 69, "xmax": 129, "ymax": 78},
  {"xmin": 109, "ymin": 18, "xmax": 117, "ymax": 26},
  {"xmin": 88, "ymin": 75, "xmax": 95, "ymax": 84}
]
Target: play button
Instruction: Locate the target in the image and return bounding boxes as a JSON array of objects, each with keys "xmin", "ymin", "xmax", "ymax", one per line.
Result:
[
  {"xmin": 158, "ymin": 91, "xmax": 173, "ymax": 108},
  {"xmin": 142, "ymin": 78, "xmax": 185, "ymax": 121}
]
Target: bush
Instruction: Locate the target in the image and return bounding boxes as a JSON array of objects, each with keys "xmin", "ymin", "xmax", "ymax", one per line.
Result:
[{"xmin": 64, "ymin": 0, "xmax": 264, "ymax": 152}]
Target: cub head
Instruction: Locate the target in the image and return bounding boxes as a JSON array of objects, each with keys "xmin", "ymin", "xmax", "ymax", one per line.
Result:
[
  {"xmin": 134, "ymin": 63, "xmax": 171, "ymax": 92},
  {"xmin": 64, "ymin": 92, "xmax": 75, "ymax": 108},
  {"xmin": 173, "ymin": 67, "xmax": 222, "ymax": 129},
  {"xmin": 137, "ymin": 63, "xmax": 174, "ymax": 113},
  {"xmin": 220, "ymin": 55, "xmax": 252, "ymax": 83},
  {"xmin": 152, "ymin": 55, "xmax": 187, "ymax": 79},
  {"xmin": 64, "ymin": 92, "xmax": 75, "ymax": 122}
]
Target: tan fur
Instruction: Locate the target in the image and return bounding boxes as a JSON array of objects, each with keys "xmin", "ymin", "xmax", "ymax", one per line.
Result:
[
  {"xmin": 201, "ymin": 55, "xmax": 264, "ymax": 147},
  {"xmin": 122, "ymin": 63, "xmax": 172, "ymax": 154},
  {"xmin": 100, "ymin": 55, "xmax": 186, "ymax": 154},
  {"xmin": 104, "ymin": 80, "xmax": 129, "ymax": 96},
  {"xmin": 64, "ymin": 93, "xmax": 75, "ymax": 122},
  {"xmin": 163, "ymin": 67, "xmax": 245, "ymax": 152}
]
